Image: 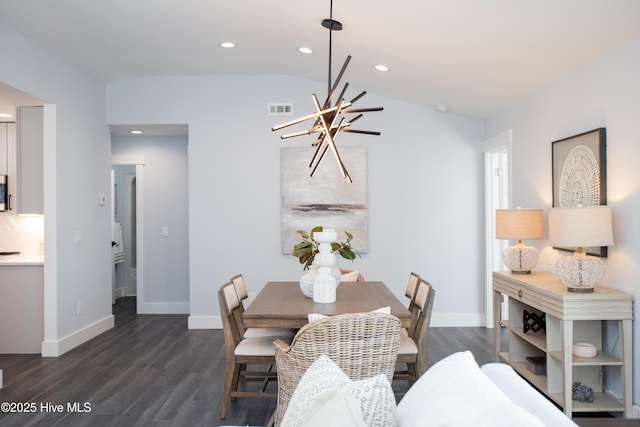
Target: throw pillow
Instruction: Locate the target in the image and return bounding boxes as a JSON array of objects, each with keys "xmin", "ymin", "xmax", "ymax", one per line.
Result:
[
  {"xmin": 280, "ymin": 355, "xmax": 351, "ymax": 427},
  {"xmin": 281, "ymin": 355, "xmax": 398, "ymax": 427},
  {"xmin": 300, "ymin": 387, "xmax": 366, "ymax": 427}
]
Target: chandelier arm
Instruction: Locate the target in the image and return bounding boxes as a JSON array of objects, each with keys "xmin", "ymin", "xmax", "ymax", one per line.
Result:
[
  {"xmin": 280, "ymin": 128, "xmax": 317, "ymax": 139},
  {"xmin": 310, "ymin": 142, "xmax": 330, "ymax": 173},
  {"xmin": 345, "ymin": 113, "xmax": 363, "ymax": 124},
  {"xmin": 325, "ymin": 55, "xmax": 352, "ymax": 107},
  {"xmin": 319, "ymin": 120, "xmax": 348, "ymax": 178},
  {"xmin": 350, "ymin": 90, "xmax": 367, "ymax": 104},
  {"xmin": 271, "ymin": 103, "xmax": 341, "ymax": 131},
  {"xmin": 335, "ymin": 82, "xmax": 349, "ymax": 107},
  {"xmin": 341, "ymin": 129, "xmax": 381, "ymax": 135},
  {"xmin": 312, "ymin": 95, "xmax": 349, "ymax": 179},
  {"xmin": 310, "ymin": 130, "xmax": 352, "ymax": 183},
  {"xmin": 340, "ymin": 107, "xmax": 384, "ymax": 114}
]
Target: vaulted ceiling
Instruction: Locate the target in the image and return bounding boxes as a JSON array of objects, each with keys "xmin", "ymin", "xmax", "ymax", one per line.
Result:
[{"xmin": 1, "ymin": 0, "xmax": 639, "ymax": 119}]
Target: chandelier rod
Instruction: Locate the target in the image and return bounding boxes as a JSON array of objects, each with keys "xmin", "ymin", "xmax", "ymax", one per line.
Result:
[{"xmin": 328, "ymin": 0, "xmax": 333, "ymax": 97}]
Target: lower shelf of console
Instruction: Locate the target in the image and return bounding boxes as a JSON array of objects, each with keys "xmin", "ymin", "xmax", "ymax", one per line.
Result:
[{"xmin": 498, "ymin": 352, "xmax": 625, "ymax": 414}]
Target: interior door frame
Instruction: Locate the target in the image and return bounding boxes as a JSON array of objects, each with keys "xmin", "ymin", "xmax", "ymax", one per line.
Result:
[
  {"xmin": 111, "ymin": 153, "xmax": 145, "ymax": 314},
  {"xmin": 483, "ymin": 130, "xmax": 512, "ymax": 327}
]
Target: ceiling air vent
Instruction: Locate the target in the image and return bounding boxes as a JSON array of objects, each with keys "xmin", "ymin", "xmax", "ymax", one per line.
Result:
[{"xmin": 268, "ymin": 103, "xmax": 293, "ymax": 115}]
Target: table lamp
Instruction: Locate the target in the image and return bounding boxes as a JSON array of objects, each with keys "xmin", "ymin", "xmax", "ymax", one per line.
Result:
[
  {"xmin": 548, "ymin": 205, "xmax": 614, "ymax": 292},
  {"xmin": 496, "ymin": 208, "xmax": 544, "ymax": 274}
]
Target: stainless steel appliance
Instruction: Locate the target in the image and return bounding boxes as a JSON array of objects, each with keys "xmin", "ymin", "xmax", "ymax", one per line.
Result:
[{"xmin": 0, "ymin": 175, "xmax": 6, "ymax": 211}]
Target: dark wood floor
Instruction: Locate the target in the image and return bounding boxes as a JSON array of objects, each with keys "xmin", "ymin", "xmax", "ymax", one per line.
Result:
[{"xmin": 0, "ymin": 297, "xmax": 498, "ymax": 427}]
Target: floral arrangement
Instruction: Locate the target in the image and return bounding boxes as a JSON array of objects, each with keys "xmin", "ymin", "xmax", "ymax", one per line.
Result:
[{"xmin": 292, "ymin": 226, "xmax": 358, "ymax": 270}]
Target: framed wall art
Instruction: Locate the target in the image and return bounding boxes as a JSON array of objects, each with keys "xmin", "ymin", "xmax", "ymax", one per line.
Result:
[
  {"xmin": 551, "ymin": 127, "xmax": 607, "ymax": 256},
  {"xmin": 281, "ymin": 146, "xmax": 369, "ymax": 254}
]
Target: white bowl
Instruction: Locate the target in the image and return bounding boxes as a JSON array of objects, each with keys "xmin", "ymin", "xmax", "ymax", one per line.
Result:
[{"xmin": 572, "ymin": 342, "xmax": 597, "ymax": 358}]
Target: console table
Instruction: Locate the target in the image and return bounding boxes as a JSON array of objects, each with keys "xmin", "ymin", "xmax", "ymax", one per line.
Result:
[{"xmin": 492, "ymin": 271, "xmax": 633, "ymax": 418}]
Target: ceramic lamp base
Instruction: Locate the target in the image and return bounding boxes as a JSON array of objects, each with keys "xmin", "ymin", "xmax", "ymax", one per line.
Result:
[
  {"xmin": 555, "ymin": 251, "xmax": 604, "ymax": 293},
  {"xmin": 502, "ymin": 242, "xmax": 539, "ymax": 274}
]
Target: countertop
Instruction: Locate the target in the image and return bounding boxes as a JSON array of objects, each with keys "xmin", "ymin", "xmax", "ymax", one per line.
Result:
[{"xmin": 0, "ymin": 253, "xmax": 44, "ymax": 266}]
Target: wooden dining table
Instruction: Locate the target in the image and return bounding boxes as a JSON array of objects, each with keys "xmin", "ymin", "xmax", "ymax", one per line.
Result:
[{"xmin": 242, "ymin": 281, "xmax": 412, "ymax": 329}]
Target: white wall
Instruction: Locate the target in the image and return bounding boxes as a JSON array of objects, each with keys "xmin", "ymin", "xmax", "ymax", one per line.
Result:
[
  {"xmin": 486, "ymin": 35, "xmax": 640, "ymax": 407},
  {"xmin": 0, "ymin": 22, "xmax": 113, "ymax": 356},
  {"xmin": 106, "ymin": 75, "xmax": 486, "ymax": 328},
  {"xmin": 111, "ymin": 135, "xmax": 190, "ymax": 311}
]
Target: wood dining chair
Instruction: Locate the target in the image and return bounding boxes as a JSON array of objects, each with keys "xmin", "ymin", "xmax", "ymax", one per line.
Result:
[
  {"xmin": 395, "ymin": 278, "xmax": 435, "ymax": 383},
  {"xmin": 217, "ymin": 281, "xmax": 292, "ymax": 419},
  {"xmin": 404, "ymin": 272, "xmax": 421, "ymax": 336},
  {"xmin": 230, "ymin": 274, "xmax": 296, "ymax": 339},
  {"xmin": 272, "ymin": 312, "xmax": 401, "ymax": 425}
]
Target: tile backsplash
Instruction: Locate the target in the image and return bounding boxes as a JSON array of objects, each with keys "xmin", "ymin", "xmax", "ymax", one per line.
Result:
[{"xmin": 0, "ymin": 214, "xmax": 44, "ymax": 254}]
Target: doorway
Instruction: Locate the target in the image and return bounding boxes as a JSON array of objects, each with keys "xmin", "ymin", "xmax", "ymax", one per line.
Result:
[
  {"xmin": 483, "ymin": 130, "xmax": 512, "ymax": 326},
  {"xmin": 112, "ymin": 169, "xmax": 137, "ymax": 299},
  {"xmin": 111, "ymin": 154, "xmax": 145, "ymax": 314}
]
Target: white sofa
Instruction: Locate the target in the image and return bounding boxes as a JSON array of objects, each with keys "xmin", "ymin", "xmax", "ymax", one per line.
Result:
[
  {"xmin": 275, "ymin": 351, "xmax": 577, "ymax": 427},
  {"xmin": 398, "ymin": 351, "xmax": 577, "ymax": 427},
  {"xmin": 222, "ymin": 350, "xmax": 578, "ymax": 426}
]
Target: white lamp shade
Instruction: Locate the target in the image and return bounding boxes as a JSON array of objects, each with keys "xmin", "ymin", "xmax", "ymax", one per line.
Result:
[
  {"xmin": 548, "ymin": 206, "xmax": 614, "ymax": 248},
  {"xmin": 496, "ymin": 209, "xmax": 544, "ymax": 240}
]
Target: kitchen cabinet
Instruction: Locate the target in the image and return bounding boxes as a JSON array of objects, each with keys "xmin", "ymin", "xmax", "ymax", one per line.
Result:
[
  {"xmin": 0, "ymin": 122, "xmax": 17, "ymax": 211},
  {"xmin": 493, "ymin": 271, "xmax": 633, "ymax": 418},
  {"xmin": 17, "ymin": 106, "xmax": 44, "ymax": 215}
]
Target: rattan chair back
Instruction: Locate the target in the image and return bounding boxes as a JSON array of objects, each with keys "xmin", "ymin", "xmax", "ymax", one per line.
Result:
[
  {"xmin": 338, "ymin": 268, "xmax": 366, "ymax": 282},
  {"xmin": 272, "ymin": 312, "xmax": 401, "ymax": 425}
]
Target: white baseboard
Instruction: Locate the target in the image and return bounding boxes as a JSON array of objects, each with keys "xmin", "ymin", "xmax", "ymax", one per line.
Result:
[
  {"xmin": 431, "ymin": 313, "xmax": 485, "ymax": 327},
  {"xmin": 41, "ymin": 314, "xmax": 115, "ymax": 357},
  {"xmin": 113, "ymin": 287, "xmax": 126, "ymax": 299},
  {"xmin": 188, "ymin": 315, "xmax": 221, "ymax": 329},
  {"xmin": 137, "ymin": 302, "xmax": 189, "ymax": 314}
]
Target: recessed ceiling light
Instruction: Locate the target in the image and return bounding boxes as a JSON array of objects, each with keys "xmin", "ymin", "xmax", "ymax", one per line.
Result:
[
  {"xmin": 220, "ymin": 42, "xmax": 235, "ymax": 48},
  {"xmin": 374, "ymin": 65, "xmax": 389, "ymax": 72},
  {"xmin": 0, "ymin": 113, "xmax": 12, "ymax": 118},
  {"xmin": 130, "ymin": 130, "xmax": 143, "ymax": 134},
  {"xmin": 298, "ymin": 47, "xmax": 313, "ymax": 54},
  {"xmin": 436, "ymin": 104, "xmax": 448, "ymax": 112}
]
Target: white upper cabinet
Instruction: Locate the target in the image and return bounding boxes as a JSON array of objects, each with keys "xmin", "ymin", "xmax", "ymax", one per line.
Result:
[
  {"xmin": 17, "ymin": 106, "xmax": 44, "ymax": 215},
  {"xmin": 0, "ymin": 122, "xmax": 17, "ymax": 212}
]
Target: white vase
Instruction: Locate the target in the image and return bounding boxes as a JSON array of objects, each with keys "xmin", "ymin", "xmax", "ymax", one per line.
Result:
[
  {"xmin": 312, "ymin": 229, "xmax": 338, "ymax": 304},
  {"xmin": 299, "ymin": 265, "xmax": 318, "ymax": 298}
]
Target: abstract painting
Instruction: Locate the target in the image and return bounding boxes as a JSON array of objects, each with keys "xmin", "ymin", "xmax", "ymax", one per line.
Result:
[{"xmin": 281, "ymin": 146, "xmax": 368, "ymax": 254}]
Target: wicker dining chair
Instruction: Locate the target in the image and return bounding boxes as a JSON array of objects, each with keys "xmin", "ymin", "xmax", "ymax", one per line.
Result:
[
  {"xmin": 272, "ymin": 312, "xmax": 401, "ymax": 425},
  {"xmin": 338, "ymin": 268, "xmax": 365, "ymax": 282},
  {"xmin": 395, "ymin": 278, "xmax": 435, "ymax": 383},
  {"xmin": 218, "ymin": 282, "xmax": 291, "ymax": 419},
  {"xmin": 230, "ymin": 274, "xmax": 296, "ymax": 339}
]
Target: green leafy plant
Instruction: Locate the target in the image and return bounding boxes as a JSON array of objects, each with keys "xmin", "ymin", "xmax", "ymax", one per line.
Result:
[{"xmin": 292, "ymin": 226, "xmax": 359, "ymax": 270}]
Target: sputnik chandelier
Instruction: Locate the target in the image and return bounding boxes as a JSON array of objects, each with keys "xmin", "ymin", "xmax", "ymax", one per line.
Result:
[{"xmin": 271, "ymin": 0, "xmax": 383, "ymax": 183}]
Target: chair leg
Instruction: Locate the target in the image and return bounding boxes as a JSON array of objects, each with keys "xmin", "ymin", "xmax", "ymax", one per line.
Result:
[
  {"xmin": 221, "ymin": 358, "xmax": 239, "ymax": 419},
  {"xmin": 407, "ymin": 362, "xmax": 417, "ymax": 380},
  {"xmin": 230, "ymin": 363, "xmax": 241, "ymax": 400},
  {"xmin": 266, "ymin": 409, "xmax": 276, "ymax": 427}
]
